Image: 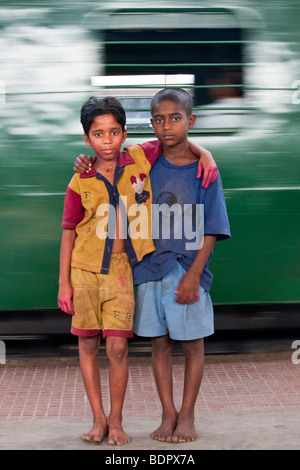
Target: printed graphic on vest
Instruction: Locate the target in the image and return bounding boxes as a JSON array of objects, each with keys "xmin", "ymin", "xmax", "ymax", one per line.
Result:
[{"xmin": 130, "ymin": 173, "xmax": 150, "ymax": 204}]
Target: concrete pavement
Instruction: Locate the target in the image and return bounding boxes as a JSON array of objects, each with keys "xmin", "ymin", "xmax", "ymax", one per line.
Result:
[{"xmin": 1, "ymin": 352, "xmax": 300, "ymax": 451}]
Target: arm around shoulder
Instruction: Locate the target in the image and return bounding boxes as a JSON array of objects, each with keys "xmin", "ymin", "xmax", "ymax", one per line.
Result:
[
  {"xmin": 188, "ymin": 140, "xmax": 218, "ymax": 188},
  {"xmin": 73, "ymin": 154, "xmax": 94, "ymax": 173},
  {"xmin": 137, "ymin": 140, "xmax": 163, "ymax": 166}
]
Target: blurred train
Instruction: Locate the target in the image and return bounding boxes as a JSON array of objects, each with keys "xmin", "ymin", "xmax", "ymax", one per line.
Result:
[{"xmin": 0, "ymin": 0, "xmax": 299, "ymax": 354}]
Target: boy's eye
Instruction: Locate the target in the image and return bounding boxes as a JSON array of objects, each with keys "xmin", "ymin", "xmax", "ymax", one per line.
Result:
[
  {"xmin": 155, "ymin": 118, "xmax": 163, "ymax": 124},
  {"xmin": 172, "ymin": 116, "xmax": 180, "ymax": 122}
]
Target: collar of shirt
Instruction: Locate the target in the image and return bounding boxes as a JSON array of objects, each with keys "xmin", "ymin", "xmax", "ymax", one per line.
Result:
[{"xmin": 80, "ymin": 151, "xmax": 135, "ymax": 179}]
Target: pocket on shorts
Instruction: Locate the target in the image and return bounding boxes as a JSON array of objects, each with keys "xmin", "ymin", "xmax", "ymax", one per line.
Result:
[{"xmin": 70, "ymin": 267, "xmax": 97, "ymax": 289}]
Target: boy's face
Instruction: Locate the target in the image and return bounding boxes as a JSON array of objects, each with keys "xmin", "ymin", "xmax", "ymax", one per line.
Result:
[
  {"xmin": 150, "ymin": 100, "xmax": 196, "ymax": 148},
  {"xmin": 83, "ymin": 113, "xmax": 127, "ymax": 162}
]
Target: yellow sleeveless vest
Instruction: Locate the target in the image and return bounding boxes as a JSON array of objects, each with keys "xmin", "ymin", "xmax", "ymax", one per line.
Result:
[{"xmin": 68, "ymin": 145, "xmax": 155, "ymax": 273}]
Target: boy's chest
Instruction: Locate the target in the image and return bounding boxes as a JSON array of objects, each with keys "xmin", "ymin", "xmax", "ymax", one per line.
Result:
[
  {"xmin": 151, "ymin": 167, "xmax": 200, "ymax": 207},
  {"xmin": 79, "ymin": 166, "xmax": 152, "ymax": 211}
]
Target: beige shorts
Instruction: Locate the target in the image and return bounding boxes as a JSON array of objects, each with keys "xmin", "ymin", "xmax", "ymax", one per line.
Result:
[{"xmin": 70, "ymin": 253, "xmax": 135, "ymax": 338}]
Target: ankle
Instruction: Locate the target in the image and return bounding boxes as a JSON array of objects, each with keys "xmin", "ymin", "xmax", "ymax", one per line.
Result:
[
  {"xmin": 161, "ymin": 408, "xmax": 178, "ymax": 419},
  {"xmin": 107, "ymin": 413, "xmax": 123, "ymax": 426},
  {"xmin": 177, "ymin": 409, "xmax": 195, "ymax": 422},
  {"xmin": 93, "ymin": 412, "xmax": 107, "ymax": 424}
]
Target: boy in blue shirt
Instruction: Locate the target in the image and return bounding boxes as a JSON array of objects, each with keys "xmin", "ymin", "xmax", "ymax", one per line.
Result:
[{"xmin": 133, "ymin": 88, "xmax": 230, "ymax": 443}]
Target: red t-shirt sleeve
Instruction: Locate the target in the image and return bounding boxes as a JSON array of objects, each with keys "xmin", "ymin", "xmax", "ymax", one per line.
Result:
[
  {"xmin": 61, "ymin": 185, "xmax": 84, "ymax": 229},
  {"xmin": 138, "ymin": 140, "xmax": 163, "ymax": 166}
]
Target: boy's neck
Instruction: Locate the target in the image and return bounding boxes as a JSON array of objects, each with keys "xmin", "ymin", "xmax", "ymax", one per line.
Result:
[
  {"xmin": 93, "ymin": 156, "xmax": 118, "ymax": 174},
  {"xmin": 162, "ymin": 141, "xmax": 198, "ymax": 166},
  {"xmin": 93, "ymin": 156, "xmax": 118, "ymax": 184}
]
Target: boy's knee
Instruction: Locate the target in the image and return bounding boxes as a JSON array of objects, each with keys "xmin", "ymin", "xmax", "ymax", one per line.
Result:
[
  {"xmin": 106, "ymin": 337, "xmax": 128, "ymax": 363},
  {"xmin": 79, "ymin": 335, "xmax": 100, "ymax": 355},
  {"xmin": 152, "ymin": 335, "xmax": 174, "ymax": 355},
  {"xmin": 181, "ymin": 338, "xmax": 204, "ymax": 356}
]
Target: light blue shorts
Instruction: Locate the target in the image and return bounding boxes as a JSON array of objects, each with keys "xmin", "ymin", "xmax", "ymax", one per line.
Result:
[{"xmin": 133, "ymin": 262, "xmax": 214, "ymax": 341}]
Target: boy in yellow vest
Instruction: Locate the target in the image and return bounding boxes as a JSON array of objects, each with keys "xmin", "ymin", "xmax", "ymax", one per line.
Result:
[{"xmin": 58, "ymin": 96, "xmax": 217, "ymax": 445}]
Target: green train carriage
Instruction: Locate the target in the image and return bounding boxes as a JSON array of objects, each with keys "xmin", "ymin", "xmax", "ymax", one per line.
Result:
[{"xmin": 0, "ymin": 0, "xmax": 299, "ymax": 345}]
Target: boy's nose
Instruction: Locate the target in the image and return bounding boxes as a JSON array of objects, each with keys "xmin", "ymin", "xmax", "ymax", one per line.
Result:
[
  {"xmin": 103, "ymin": 134, "xmax": 113, "ymax": 143},
  {"xmin": 163, "ymin": 120, "xmax": 172, "ymax": 130}
]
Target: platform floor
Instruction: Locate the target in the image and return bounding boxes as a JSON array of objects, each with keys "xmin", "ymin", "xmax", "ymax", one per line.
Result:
[{"xmin": 1, "ymin": 351, "xmax": 300, "ymax": 450}]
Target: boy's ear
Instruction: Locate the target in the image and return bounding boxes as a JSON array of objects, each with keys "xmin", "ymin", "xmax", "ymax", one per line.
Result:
[
  {"xmin": 83, "ymin": 133, "xmax": 91, "ymax": 147},
  {"xmin": 188, "ymin": 113, "xmax": 197, "ymax": 129},
  {"xmin": 122, "ymin": 129, "xmax": 128, "ymax": 143}
]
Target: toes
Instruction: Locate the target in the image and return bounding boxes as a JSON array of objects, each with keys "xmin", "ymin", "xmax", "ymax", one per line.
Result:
[
  {"xmin": 81, "ymin": 433, "xmax": 101, "ymax": 443},
  {"xmin": 108, "ymin": 437, "xmax": 130, "ymax": 446},
  {"xmin": 172, "ymin": 433, "xmax": 195, "ymax": 443},
  {"xmin": 108, "ymin": 432, "xmax": 130, "ymax": 446},
  {"xmin": 151, "ymin": 431, "xmax": 173, "ymax": 442}
]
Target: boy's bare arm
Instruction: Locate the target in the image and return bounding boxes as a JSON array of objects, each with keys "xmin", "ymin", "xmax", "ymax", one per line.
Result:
[
  {"xmin": 188, "ymin": 141, "xmax": 218, "ymax": 188},
  {"xmin": 174, "ymin": 235, "xmax": 217, "ymax": 304},
  {"xmin": 58, "ymin": 229, "xmax": 76, "ymax": 315}
]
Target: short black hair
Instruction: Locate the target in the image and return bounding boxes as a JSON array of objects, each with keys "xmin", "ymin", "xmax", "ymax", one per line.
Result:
[
  {"xmin": 150, "ymin": 88, "xmax": 193, "ymax": 117},
  {"xmin": 80, "ymin": 96, "xmax": 126, "ymax": 135}
]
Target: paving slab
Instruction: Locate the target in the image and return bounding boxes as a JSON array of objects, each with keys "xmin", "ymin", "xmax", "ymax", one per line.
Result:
[{"xmin": 1, "ymin": 412, "xmax": 300, "ymax": 451}]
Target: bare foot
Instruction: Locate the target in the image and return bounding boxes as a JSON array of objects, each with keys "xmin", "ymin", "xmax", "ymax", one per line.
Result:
[
  {"xmin": 151, "ymin": 412, "xmax": 178, "ymax": 442},
  {"xmin": 107, "ymin": 417, "xmax": 130, "ymax": 445},
  {"xmin": 81, "ymin": 418, "xmax": 108, "ymax": 443},
  {"xmin": 171, "ymin": 416, "xmax": 196, "ymax": 443}
]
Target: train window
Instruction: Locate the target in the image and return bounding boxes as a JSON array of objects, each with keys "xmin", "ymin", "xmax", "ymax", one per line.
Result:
[
  {"xmin": 91, "ymin": 74, "xmax": 195, "ymax": 130},
  {"xmin": 87, "ymin": 7, "xmax": 253, "ymax": 134}
]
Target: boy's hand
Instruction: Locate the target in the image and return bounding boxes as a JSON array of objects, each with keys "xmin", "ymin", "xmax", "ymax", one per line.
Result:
[
  {"xmin": 58, "ymin": 284, "xmax": 75, "ymax": 315},
  {"xmin": 174, "ymin": 271, "xmax": 200, "ymax": 304},
  {"xmin": 187, "ymin": 141, "xmax": 218, "ymax": 189},
  {"xmin": 73, "ymin": 154, "xmax": 93, "ymax": 173},
  {"xmin": 197, "ymin": 150, "xmax": 218, "ymax": 189}
]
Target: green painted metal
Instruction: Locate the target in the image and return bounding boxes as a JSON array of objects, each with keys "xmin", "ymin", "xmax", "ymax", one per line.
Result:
[{"xmin": 0, "ymin": 0, "xmax": 299, "ymax": 312}]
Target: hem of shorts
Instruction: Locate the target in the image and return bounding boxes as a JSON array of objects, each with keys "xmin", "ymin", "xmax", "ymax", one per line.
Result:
[
  {"xmin": 71, "ymin": 326, "xmax": 101, "ymax": 337},
  {"xmin": 169, "ymin": 328, "xmax": 214, "ymax": 341},
  {"xmin": 103, "ymin": 329, "xmax": 133, "ymax": 338},
  {"xmin": 133, "ymin": 328, "xmax": 167, "ymax": 338},
  {"xmin": 71, "ymin": 327, "xmax": 133, "ymax": 338},
  {"xmin": 133, "ymin": 328, "xmax": 214, "ymax": 340}
]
